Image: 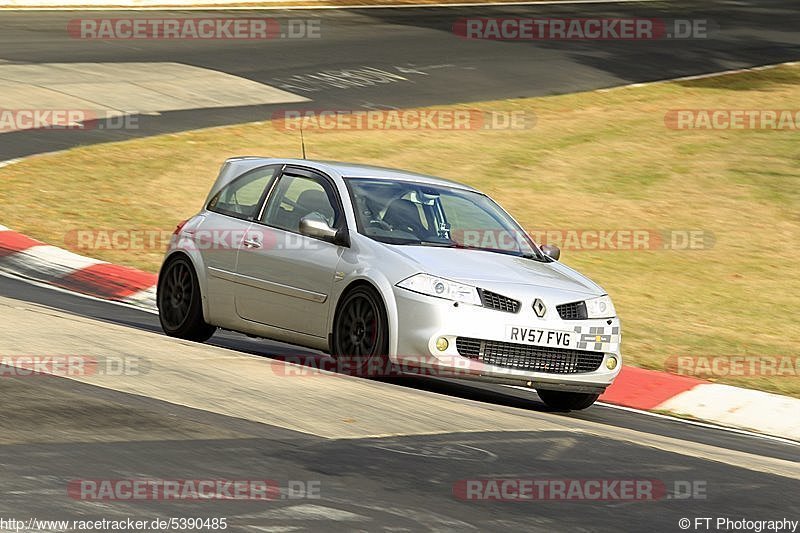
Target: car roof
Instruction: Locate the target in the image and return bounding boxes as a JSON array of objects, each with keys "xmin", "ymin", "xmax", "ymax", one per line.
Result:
[{"xmin": 228, "ymin": 157, "xmax": 480, "ymax": 193}]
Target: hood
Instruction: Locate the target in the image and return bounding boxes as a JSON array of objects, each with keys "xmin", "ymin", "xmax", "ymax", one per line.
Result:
[{"xmin": 385, "ymin": 245, "xmax": 604, "ymax": 296}]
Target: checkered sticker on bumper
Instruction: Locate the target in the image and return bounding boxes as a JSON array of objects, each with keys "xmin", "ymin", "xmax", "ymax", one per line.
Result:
[{"xmin": 574, "ymin": 325, "xmax": 621, "ymax": 352}]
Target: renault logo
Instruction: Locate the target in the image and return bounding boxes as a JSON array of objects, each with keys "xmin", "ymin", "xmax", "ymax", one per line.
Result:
[{"xmin": 532, "ymin": 298, "xmax": 547, "ymax": 318}]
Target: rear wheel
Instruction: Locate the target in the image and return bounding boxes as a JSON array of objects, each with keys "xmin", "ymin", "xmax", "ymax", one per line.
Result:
[
  {"xmin": 537, "ymin": 389, "xmax": 599, "ymax": 411},
  {"xmin": 332, "ymin": 285, "xmax": 390, "ymax": 377},
  {"xmin": 158, "ymin": 256, "xmax": 216, "ymax": 342}
]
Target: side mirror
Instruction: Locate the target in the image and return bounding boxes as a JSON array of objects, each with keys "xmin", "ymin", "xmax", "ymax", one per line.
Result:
[
  {"xmin": 540, "ymin": 244, "xmax": 561, "ymax": 261},
  {"xmin": 299, "ymin": 213, "xmax": 347, "ymax": 246}
]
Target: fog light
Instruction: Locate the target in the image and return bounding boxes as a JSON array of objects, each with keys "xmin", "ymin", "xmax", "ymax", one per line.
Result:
[
  {"xmin": 435, "ymin": 337, "xmax": 449, "ymax": 352},
  {"xmin": 606, "ymin": 356, "xmax": 618, "ymax": 370}
]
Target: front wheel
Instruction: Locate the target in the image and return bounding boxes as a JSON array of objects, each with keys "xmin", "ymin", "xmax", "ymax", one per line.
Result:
[
  {"xmin": 537, "ymin": 389, "xmax": 599, "ymax": 411},
  {"xmin": 331, "ymin": 285, "xmax": 390, "ymax": 377},
  {"xmin": 157, "ymin": 256, "xmax": 216, "ymax": 342}
]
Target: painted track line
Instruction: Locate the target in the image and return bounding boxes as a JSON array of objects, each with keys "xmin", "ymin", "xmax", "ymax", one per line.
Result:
[
  {"xmin": 508, "ymin": 385, "xmax": 800, "ymax": 447},
  {"xmin": 596, "ymin": 402, "xmax": 800, "ymax": 447},
  {"xmin": 598, "ymin": 61, "xmax": 800, "ymax": 92}
]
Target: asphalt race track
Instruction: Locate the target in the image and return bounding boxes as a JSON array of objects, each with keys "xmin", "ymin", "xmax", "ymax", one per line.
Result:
[
  {"xmin": 0, "ymin": 0, "xmax": 799, "ymax": 159},
  {"xmin": 1, "ymin": 265, "xmax": 799, "ymax": 530},
  {"xmin": 1, "ymin": 1, "xmax": 799, "ymax": 530}
]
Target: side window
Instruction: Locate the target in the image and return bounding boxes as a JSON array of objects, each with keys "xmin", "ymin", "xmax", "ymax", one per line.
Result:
[
  {"xmin": 207, "ymin": 165, "xmax": 279, "ymax": 220},
  {"xmin": 261, "ymin": 173, "xmax": 339, "ymax": 233}
]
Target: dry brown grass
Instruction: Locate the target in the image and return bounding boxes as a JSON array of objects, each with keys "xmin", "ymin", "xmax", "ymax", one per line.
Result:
[{"xmin": 2, "ymin": 64, "xmax": 799, "ymax": 396}]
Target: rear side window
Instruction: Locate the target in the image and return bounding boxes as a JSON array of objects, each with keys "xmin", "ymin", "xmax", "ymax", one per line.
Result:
[{"xmin": 207, "ymin": 165, "xmax": 279, "ymax": 220}]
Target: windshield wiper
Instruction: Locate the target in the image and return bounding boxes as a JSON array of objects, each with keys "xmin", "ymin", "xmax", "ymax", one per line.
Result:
[
  {"xmin": 417, "ymin": 241, "xmax": 462, "ymax": 248},
  {"xmin": 522, "ymin": 251, "xmax": 546, "ymax": 261},
  {"xmin": 395, "ymin": 240, "xmax": 548, "ymax": 261},
  {"xmin": 422, "ymin": 241, "xmax": 544, "ymax": 259}
]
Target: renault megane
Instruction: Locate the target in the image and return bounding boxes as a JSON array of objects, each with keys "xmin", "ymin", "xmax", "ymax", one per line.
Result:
[{"xmin": 157, "ymin": 157, "xmax": 622, "ymax": 410}]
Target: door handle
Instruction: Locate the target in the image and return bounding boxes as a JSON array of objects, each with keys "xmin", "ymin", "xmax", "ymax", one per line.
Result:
[{"xmin": 243, "ymin": 238, "xmax": 262, "ymax": 249}]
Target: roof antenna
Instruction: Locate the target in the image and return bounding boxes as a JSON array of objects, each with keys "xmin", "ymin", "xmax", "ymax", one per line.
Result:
[{"xmin": 300, "ymin": 127, "xmax": 307, "ymax": 159}]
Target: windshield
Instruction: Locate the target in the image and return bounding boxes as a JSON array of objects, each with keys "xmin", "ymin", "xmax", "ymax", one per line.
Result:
[{"xmin": 345, "ymin": 178, "xmax": 544, "ymax": 259}]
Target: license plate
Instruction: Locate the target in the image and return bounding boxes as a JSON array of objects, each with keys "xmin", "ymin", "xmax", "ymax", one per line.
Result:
[{"xmin": 505, "ymin": 325, "xmax": 574, "ymax": 349}]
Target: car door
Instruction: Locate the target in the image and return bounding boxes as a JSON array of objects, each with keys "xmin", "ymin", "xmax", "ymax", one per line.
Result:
[
  {"xmin": 197, "ymin": 164, "xmax": 281, "ymax": 311},
  {"xmin": 233, "ymin": 166, "xmax": 346, "ymax": 338}
]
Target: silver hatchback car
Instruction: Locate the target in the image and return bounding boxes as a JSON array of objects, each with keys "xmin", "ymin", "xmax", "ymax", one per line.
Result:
[{"xmin": 158, "ymin": 157, "xmax": 622, "ymax": 410}]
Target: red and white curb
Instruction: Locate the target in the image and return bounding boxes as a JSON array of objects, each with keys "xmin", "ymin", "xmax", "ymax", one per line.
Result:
[
  {"xmin": 0, "ymin": 223, "xmax": 798, "ymax": 442},
  {"xmin": 600, "ymin": 367, "xmax": 800, "ymax": 441},
  {"xmin": 0, "ymin": 224, "xmax": 157, "ymax": 310}
]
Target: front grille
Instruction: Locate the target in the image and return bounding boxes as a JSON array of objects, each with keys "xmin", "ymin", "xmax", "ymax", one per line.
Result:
[
  {"xmin": 556, "ymin": 301, "xmax": 588, "ymax": 320},
  {"xmin": 479, "ymin": 289, "xmax": 520, "ymax": 313},
  {"xmin": 456, "ymin": 337, "xmax": 604, "ymax": 374}
]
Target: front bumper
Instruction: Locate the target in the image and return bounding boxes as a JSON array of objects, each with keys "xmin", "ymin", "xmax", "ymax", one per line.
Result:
[{"xmin": 392, "ymin": 287, "xmax": 622, "ymax": 394}]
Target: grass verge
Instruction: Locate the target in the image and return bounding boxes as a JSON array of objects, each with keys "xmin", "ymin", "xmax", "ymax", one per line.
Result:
[{"xmin": 1, "ymin": 65, "xmax": 799, "ymax": 397}]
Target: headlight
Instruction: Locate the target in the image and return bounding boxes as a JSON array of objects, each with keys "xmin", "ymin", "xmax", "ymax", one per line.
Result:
[
  {"xmin": 396, "ymin": 273, "xmax": 481, "ymax": 306},
  {"xmin": 585, "ymin": 295, "xmax": 616, "ymax": 318}
]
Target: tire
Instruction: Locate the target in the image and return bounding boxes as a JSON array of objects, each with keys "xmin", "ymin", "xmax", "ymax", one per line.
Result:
[
  {"xmin": 537, "ymin": 389, "xmax": 599, "ymax": 411},
  {"xmin": 331, "ymin": 284, "xmax": 390, "ymax": 378},
  {"xmin": 157, "ymin": 256, "xmax": 216, "ymax": 342}
]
